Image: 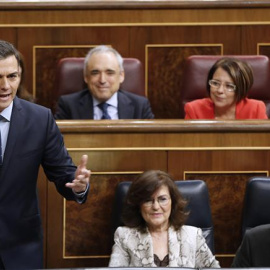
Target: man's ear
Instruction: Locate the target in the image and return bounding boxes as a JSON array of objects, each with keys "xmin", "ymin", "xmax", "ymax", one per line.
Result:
[{"xmin": 120, "ymin": 71, "xmax": 125, "ymax": 83}]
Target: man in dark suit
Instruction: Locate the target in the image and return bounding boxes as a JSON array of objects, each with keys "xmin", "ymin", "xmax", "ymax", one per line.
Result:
[
  {"xmin": 54, "ymin": 45, "xmax": 154, "ymax": 120},
  {"xmin": 232, "ymin": 224, "xmax": 270, "ymax": 267},
  {"xmin": 0, "ymin": 40, "xmax": 90, "ymax": 269}
]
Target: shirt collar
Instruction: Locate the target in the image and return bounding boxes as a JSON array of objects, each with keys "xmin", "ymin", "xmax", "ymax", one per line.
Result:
[
  {"xmin": 0, "ymin": 101, "xmax": 13, "ymax": 121},
  {"xmin": 93, "ymin": 92, "xmax": 118, "ymax": 108}
]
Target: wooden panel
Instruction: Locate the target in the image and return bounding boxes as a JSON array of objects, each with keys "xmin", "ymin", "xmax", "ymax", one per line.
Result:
[
  {"xmin": 69, "ymin": 150, "xmax": 167, "ymax": 172},
  {"xmin": 43, "ymin": 120, "xmax": 270, "ymax": 268},
  {"xmin": 0, "ymin": 3, "xmax": 269, "ymax": 121},
  {"xmin": 65, "ymin": 174, "xmax": 138, "ymax": 257},
  {"xmin": 58, "ymin": 120, "xmax": 270, "ymax": 148},
  {"xmin": 1, "ymin": 3, "xmax": 270, "ymax": 24},
  {"xmin": 37, "ymin": 168, "xmax": 48, "ymax": 267},
  {"xmin": 34, "ymin": 46, "xmax": 90, "ymax": 110},
  {"xmin": 258, "ymin": 43, "xmax": 270, "ymax": 61},
  {"xmin": 1, "ymin": 0, "xmax": 270, "ymax": 267},
  {"xmin": 0, "ymin": 28, "xmax": 17, "ymax": 45},
  {"xmin": 0, "ymin": 24, "xmax": 268, "ymax": 119},
  {"xmin": 168, "ymin": 149, "xmax": 270, "ymax": 267},
  {"xmin": 17, "ymin": 27, "xmax": 129, "ymax": 112},
  {"xmin": 129, "ymin": 25, "xmax": 242, "ymax": 118},
  {"xmin": 241, "ymin": 25, "xmax": 270, "ymax": 54},
  {"xmin": 47, "ymin": 148, "xmax": 167, "ymax": 268},
  {"xmin": 147, "ymin": 45, "xmax": 222, "ymax": 118},
  {"xmin": 15, "ymin": 24, "xmax": 246, "ymax": 118}
]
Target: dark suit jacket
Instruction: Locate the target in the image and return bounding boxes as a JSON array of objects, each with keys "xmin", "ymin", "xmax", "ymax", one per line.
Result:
[
  {"xmin": 0, "ymin": 97, "xmax": 87, "ymax": 269},
  {"xmin": 54, "ymin": 89, "xmax": 154, "ymax": 119},
  {"xmin": 232, "ymin": 224, "xmax": 270, "ymax": 267}
]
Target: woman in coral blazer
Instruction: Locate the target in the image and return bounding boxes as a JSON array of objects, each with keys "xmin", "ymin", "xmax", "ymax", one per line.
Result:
[{"xmin": 184, "ymin": 58, "xmax": 268, "ymax": 120}]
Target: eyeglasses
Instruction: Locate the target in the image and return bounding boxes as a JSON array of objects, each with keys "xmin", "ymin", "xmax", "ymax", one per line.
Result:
[
  {"xmin": 142, "ymin": 195, "xmax": 171, "ymax": 208},
  {"xmin": 209, "ymin": 79, "xmax": 236, "ymax": 92}
]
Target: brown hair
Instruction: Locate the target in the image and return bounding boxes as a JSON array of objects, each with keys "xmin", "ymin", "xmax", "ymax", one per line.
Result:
[
  {"xmin": 0, "ymin": 40, "xmax": 35, "ymax": 102},
  {"xmin": 17, "ymin": 54, "xmax": 35, "ymax": 102},
  {"xmin": 121, "ymin": 170, "xmax": 188, "ymax": 232},
  {"xmin": 206, "ymin": 57, "xmax": 254, "ymax": 103},
  {"xmin": 0, "ymin": 40, "xmax": 21, "ymax": 67}
]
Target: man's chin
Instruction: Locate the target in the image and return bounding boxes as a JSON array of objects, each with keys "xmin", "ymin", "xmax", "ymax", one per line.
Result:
[{"xmin": 95, "ymin": 95, "xmax": 111, "ymax": 103}]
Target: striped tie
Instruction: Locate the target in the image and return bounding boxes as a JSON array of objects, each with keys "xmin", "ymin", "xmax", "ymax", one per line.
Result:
[{"xmin": 98, "ymin": 103, "xmax": 111, "ymax": 119}]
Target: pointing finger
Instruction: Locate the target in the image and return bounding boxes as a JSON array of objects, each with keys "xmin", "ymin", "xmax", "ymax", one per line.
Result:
[{"xmin": 79, "ymin": 154, "xmax": 88, "ymax": 169}]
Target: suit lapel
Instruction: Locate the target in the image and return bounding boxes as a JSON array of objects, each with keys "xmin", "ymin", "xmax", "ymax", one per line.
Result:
[
  {"xmin": 136, "ymin": 228, "xmax": 155, "ymax": 267},
  {"xmin": 1, "ymin": 98, "xmax": 24, "ymax": 176},
  {"xmin": 168, "ymin": 226, "xmax": 183, "ymax": 266},
  {"xmin": 117, "ymin": 91, "xmax": 134, "ymax": 119},
  {"xmin": 79, "ymin": 91, "xmax": 94, "ymax": 119}
]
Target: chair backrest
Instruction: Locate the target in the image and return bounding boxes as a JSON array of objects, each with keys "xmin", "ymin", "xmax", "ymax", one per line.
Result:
[
  {"xmin": 111, "ymin": 180, "xmax": 215, "ymax": 254},
  {"xmin": 180, "ymin": 55, "xmax": 270, "ymax": 118},
  {"xmin": 54, "ymin": 57, "xmax": 145, "ymax": 100},
  {"xmin": 241, "ymin": 177, "xmax": 270, "ymax": 237}
]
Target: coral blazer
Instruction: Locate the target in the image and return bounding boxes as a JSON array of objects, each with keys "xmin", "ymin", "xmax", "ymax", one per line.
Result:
[{"xmin": 184, "ymin": 98, "xmax": 268, "ymax": 119}]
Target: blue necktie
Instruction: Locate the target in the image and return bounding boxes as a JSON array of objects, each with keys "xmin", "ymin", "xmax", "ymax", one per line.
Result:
[
  {"xmin": 0, "ymin": 131, "xmax": 2, "ymax": 166},
  {"xmin": 98, "ymin": 103, "xmax": 111, "ymax": 119}
]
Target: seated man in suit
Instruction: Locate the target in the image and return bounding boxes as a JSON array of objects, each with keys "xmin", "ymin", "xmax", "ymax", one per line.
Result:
[
  {"xmin": 54, "ymin": 45, "xmax": 154, "ymax": 120},
  {"xmin": 232, "ymin": 224, "xmax": 270, "ymax": 267}
]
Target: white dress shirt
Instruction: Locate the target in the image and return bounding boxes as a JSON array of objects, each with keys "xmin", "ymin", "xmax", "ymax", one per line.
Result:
[
  {"xmin": 0, "ymin": 101, "xmax": 13, "ymax": 160},
  {"xmin": 93, "ymin": 92, "xmax": 119, "ymax": 120}
]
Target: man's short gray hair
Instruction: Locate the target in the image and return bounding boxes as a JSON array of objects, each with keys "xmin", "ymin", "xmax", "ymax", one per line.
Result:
[{"xmin": 84, "ymin": 45, "xmax": 124, "ymax": 76}]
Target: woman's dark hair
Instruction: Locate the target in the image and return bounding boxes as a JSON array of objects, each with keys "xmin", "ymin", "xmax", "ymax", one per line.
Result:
[
  {"xmin": 121, "ymin": 170, "xmax": 188, "ymax": 232},
  {"xmin": 17, "ymin": 54, "xmax": 35, "ymax": 102},
  {"xmin": 206, "ymin": 57, "xmax": 254, "ymax": 103}
]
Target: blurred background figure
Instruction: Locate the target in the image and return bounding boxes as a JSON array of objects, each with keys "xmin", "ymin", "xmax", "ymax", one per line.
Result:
[
  {"xmin": 17, "ymin": 53, "xmax": 35, "ymax": 102},
  {"xmin": 184, "ymin": 57, "xmax": 268, "ymax": 120},
  {"xmin": 109, "ymin": 170, "xmax": 220, "ymax": 268},
  {"xmin": 232, "ymin": 224, "xmax": 270, "ymax": 267}
]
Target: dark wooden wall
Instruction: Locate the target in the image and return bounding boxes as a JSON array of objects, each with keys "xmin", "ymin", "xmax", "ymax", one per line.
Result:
[
  {"xmin": 41, "ymin": 119, "xmax": 270, "ymax": 268},
  {"xmin": 1, "ymin": 1, "xmax": 270, "ymax": 118}
]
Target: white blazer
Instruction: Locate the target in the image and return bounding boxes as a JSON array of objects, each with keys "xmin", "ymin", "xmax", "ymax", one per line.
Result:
[{"xmin": 109, "ymin": 225, "xmax": 220, "ymax": 268}]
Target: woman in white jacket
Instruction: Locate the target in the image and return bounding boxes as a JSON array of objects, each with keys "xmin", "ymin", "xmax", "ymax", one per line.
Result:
[{"xmin": 109, "ymin": 170, "xmax": 220, "ymax": 268}]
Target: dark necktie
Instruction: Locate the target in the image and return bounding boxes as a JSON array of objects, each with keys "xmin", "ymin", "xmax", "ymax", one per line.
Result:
[
  {"xmin": 0, "ymin": 131, "xmax": 2, "ymax": 166},
  {"xmin": 98, "ymin": 103, "xmax": 111, "ymax": 119}
]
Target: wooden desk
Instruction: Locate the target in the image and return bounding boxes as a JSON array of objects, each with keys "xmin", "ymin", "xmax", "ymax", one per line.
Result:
[{"xmin": 38, "ymin": 120, "xmax": 270, "ymax": 268}]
